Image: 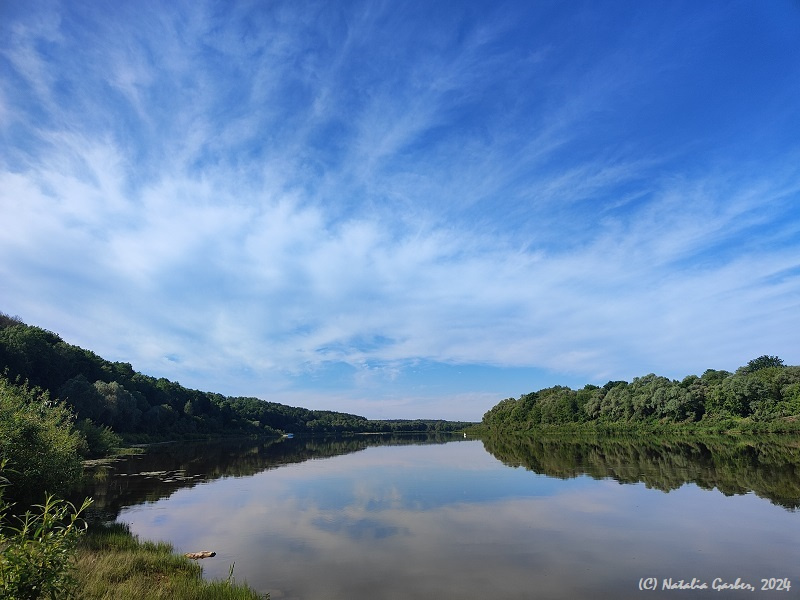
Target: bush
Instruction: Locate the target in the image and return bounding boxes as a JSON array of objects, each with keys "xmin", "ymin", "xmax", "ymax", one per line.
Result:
[
  {"xmin": 0, "ymin": 375, "xmax": 83, "ymax": 506},
  {"xmin": 74, "ymin": 418, "xmax": 123, "ymax": 458},
  {"xmin": 0, "ymin": 462, "xmax": 92, "ymax": 599}
]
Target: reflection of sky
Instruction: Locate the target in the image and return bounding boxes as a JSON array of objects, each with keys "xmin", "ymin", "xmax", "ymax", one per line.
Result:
[
  {"xmin": 280, "ymin": 443, "xmax": 586, "ymax": 512},
  {"xmin": 119, "ymin": 441, "xmax": 800, "ymax": 600}
]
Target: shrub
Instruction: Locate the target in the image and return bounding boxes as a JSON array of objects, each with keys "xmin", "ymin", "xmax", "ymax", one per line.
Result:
[
  {"xmin": 74, "ymin": 418, "xmax": 123, "ymax": 458},
  {"xmin": 0, "ymin": 375, "xmax": 83, "ymax": 505},
  {"xmin": 0, "ymin": 463, "xmax": 92, "ymax": 599}
]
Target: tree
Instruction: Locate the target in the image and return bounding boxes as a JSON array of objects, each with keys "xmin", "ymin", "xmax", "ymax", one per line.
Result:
[
  {"xmin": 93, "ymin": 381, "xmax": 142, "ymax": 432},
  {"xmin": 0, "ymin": 312, "xmax": 23, "ymax": 329},
  {"xmin": 708, "ymin": 374, "xmax": 769, "ymax": 418},
  {"xmin": 58, "ymin": 375, "xmax": 106, "ymax": 422},
  {"xmin": 742, "ymin": 355, "xmax": 785, "ymax": 374}
]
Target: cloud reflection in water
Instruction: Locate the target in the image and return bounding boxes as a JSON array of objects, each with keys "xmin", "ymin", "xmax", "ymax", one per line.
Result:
[{"xmin": 118, "ymin": 441, "xmax": 800, "ymax": 600}]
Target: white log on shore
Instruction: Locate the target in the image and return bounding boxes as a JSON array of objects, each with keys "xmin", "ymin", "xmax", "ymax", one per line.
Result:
[{"xmin": 185, "ymin": 551, "xmax": 216, "ymax": 559}]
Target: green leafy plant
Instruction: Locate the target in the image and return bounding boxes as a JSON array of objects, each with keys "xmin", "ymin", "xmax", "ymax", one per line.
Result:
[
  {"xmin": 0, "ymin": 375, "xmax": 83, "ymax": 506},
  {"xmin": 0, "ymin": 462, "xmax": 92, "ymax": 600}
]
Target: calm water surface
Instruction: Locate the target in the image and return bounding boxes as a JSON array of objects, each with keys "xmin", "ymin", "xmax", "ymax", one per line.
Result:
[{"xmin": 81, "ymin": 435, "xmax": 800, "ymax": 599}]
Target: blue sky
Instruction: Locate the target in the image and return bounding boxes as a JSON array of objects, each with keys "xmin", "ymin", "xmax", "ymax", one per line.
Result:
[{"xmin": 2, "ymin": 0, "xmax": 799, "ymax": 420}]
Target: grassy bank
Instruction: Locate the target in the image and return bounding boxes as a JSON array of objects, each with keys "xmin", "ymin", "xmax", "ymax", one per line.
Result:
[{"xmin": 75, "ymin": 522, "xmax": 266, "ymax": 600}]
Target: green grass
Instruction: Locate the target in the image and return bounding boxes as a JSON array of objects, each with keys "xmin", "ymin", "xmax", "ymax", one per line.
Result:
[{"xmin": 74, "ymin": 522, "xmax": 266, "ymax": 600}]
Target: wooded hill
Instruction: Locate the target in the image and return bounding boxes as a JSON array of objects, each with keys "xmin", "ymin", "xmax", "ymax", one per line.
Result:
[
  {"xmin": 481, "ymin": 355, "xmax": 800, "ymax": 433},
  {"xmin": 0, "ymin": 312, "xmax": 472, "ymax": 456}
]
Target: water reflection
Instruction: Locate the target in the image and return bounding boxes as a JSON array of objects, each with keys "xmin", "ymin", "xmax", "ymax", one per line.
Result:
[
  {"xmin": 481, "ymin": 434, "xmax": 800, "ymax": 510},
  {"xmin": 76, "ymin": 433, "xmax": 463, "ymax": 520},
  {"xmin": 82, "ymin": 435, "xmax": 800, "ymax": 599}
]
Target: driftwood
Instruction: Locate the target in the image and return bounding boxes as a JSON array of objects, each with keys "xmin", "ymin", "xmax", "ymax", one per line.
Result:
[{"xmin": 185, "ymin": 551, "xmax": 216, "ymax": 559}]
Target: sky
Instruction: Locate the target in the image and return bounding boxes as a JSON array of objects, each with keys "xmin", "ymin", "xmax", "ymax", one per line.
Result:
[{"xmin": 2, "ymin": 0, "xmax": 799, "ymax": 421}]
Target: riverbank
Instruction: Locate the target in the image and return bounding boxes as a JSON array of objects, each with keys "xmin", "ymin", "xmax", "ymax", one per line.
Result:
[
  {"xmin": 468, "ymin": 415, "xmax": 800, "ymax": 438},
  {"xmin": 74, "ymin": 522, "xmax": 266, "ymax": 600}
]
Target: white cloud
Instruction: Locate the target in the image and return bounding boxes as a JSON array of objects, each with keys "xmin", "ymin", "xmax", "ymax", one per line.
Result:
[{"xmin": 2, "ymin": 0, "xmax": 799, "ymax": 418}]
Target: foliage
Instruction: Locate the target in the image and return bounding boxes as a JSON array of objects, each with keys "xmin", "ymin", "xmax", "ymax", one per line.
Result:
[
  {"xmin": 482, "ymin": 358, "xmax": 800, "ymax": 433},
  {"xmin": 0, "ymin": 313, "xmax": 23, "ymax": 329},
  {"xmin": 74, "ymin": 419, "xmax": 123, "ymax": 459},
  {"xmin": 0, "ymin": 375, "xmax": 84, "ymax": 506},
  {"xmin": 0, "ymin": 315, "xmax": 473, "ymax": 443},
  {"xmin": 0, "ymin": 462, "xmax": 93, "ymax": 600},
  {"xmin": 74, "ymin": 521, "xmax": 267, "ymax": 600},
  {"xmin": 742, "ymin": 355, "xmax": 785, "ymax": 373}
]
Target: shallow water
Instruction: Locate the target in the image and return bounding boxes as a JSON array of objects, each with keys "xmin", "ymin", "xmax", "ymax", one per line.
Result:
[{"xmin": 81, "ymin": 435, "xmax": 800, "ymax": 599}]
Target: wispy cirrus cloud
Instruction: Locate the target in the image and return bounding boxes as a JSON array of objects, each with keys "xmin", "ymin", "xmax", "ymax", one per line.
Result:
[{"xmin": 2, "ymin": 0, "xmax": 799, "ymax": 419}]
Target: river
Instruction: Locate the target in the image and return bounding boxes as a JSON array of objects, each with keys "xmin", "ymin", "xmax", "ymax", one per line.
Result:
[{"xmin": 78, "ymin": 434, "xmax": 800, "ymax": 599}]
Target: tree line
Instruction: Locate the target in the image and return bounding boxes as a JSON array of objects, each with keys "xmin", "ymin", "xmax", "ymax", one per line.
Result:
[
  {"xmin": 481, "ymin": 355, "xmax": 800, "ymax": 433},
  {"xmin": 0, "ymin": 313, "xmax": 471, "ymax": 494}
]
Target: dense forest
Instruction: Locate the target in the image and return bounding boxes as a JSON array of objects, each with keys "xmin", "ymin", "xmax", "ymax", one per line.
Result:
[
  {"xmin": 0, "ymin": 313, "xmax": 472, "ymax": 458},
  {"xmin": 481, "ymin": 355, "xmax": 800, "ymax": 433}
]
